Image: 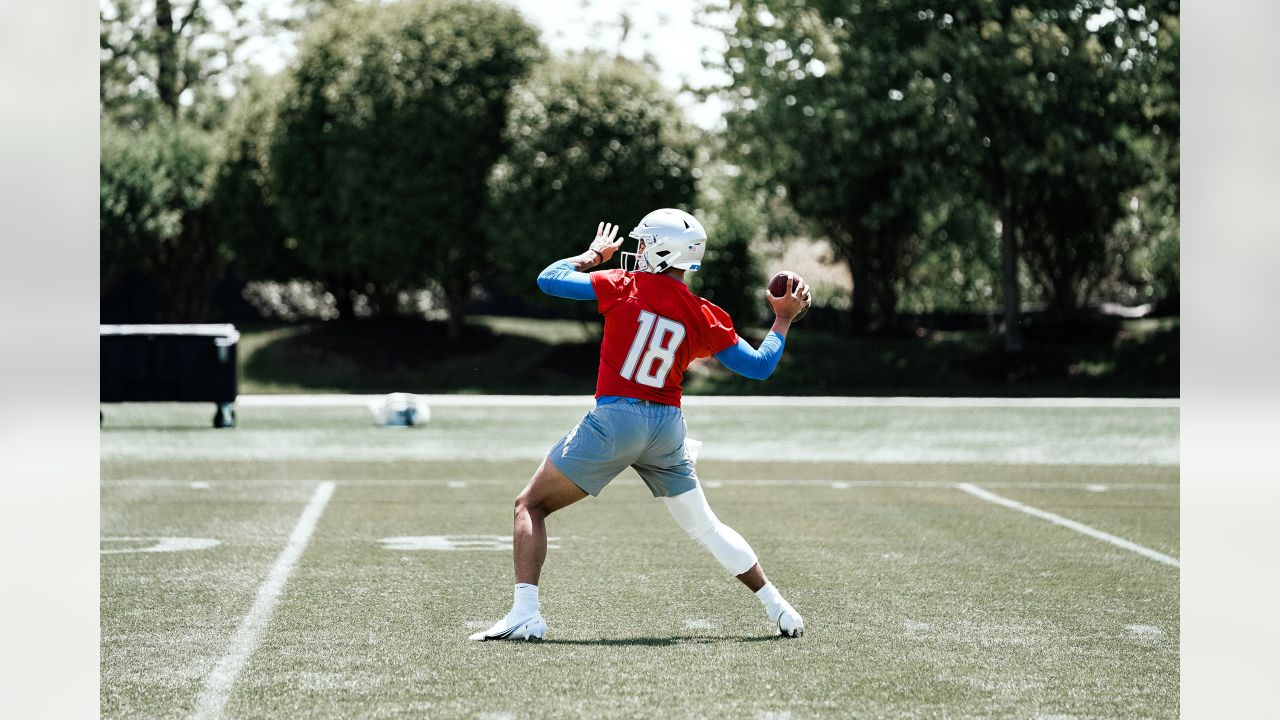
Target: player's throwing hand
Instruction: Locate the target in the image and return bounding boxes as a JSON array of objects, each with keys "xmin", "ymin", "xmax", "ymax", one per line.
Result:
[{"xmin": 765, "ymin": 275, "xmax": 812, "ymax": 322}]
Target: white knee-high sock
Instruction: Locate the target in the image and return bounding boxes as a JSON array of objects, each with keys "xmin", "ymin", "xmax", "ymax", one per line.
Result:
[
  {"xmin": 511, "ymin": 583, "xmax": 539, "ymax": 617},
  {"xmin": 755, "ymin": 582, "xmax": 787, "ymax": 622}
]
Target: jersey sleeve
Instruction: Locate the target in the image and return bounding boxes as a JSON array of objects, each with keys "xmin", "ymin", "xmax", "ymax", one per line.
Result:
[
  {"xmin": 590, "ymin": 269, "xmax": 630, "ymax": 315},
  {"xmin": 697, "ymin": 301, "xmax": 739, "ymax": 357}
]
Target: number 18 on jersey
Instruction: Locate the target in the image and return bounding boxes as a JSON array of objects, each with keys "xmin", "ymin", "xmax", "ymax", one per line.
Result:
[{"xmin": 620, "ymin": 311, "xmax": 686, "ymax": 388}]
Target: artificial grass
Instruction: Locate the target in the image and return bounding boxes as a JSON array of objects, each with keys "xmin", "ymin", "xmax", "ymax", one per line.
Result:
[{"xmin": 101, "ymin": 401, "xmax": 1178, "ymax": 718}]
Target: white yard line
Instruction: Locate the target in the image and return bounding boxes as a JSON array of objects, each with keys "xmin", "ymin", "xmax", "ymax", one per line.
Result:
[
  {"xmin": 956, "ymin": 483, "xmax": 1179, "ymax": 568},
  {"xmin": 102, "ymin": 477, "xmax": 1178, "ymax": 491},
  {"xmin": 714, "ymin": 479, "xmax": 1178, "ymax": 491},
  {"xmin": 192, "ymin": 481, "xmax": 336, "ymax": 720},
  {"xmin": 238, "ymin": 394, "xmax": 1178, "ymax": 409}
]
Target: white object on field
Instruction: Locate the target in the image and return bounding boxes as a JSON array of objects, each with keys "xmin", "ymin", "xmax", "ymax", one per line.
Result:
[{"xmin": 369, "ymin": 392, "xmax": 431, "ymax": 427}]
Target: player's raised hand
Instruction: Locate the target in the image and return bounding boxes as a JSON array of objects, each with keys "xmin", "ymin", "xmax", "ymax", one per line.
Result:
[
  {"xmin": 765, "ymin": 275, "xmax": 811, "ymax": 322},
  {"xmin": 588, "ymin": 222, "xmax": 624, "ymax": 263}
]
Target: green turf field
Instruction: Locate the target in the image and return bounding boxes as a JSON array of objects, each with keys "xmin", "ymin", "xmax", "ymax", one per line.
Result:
[{"xmin": 101, "ymin": 399, "xmax": 1179, "ymax": 719}]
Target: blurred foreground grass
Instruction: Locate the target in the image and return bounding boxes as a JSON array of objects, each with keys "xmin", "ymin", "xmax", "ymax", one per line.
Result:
[{"xmin": 236, "ymin": 315, "xmax": 1178, "ymax": 397}]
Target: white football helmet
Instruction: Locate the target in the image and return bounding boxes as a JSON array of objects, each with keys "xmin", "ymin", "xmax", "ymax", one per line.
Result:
[{"xmin": 620, "ymin": 208, "xmax": 707, "ymax": 273}]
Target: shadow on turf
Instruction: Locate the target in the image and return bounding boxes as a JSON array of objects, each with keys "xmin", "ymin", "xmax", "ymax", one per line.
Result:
[{"xmin": 542, "ymin": 635, "xmax": 779, "ymax": 647}]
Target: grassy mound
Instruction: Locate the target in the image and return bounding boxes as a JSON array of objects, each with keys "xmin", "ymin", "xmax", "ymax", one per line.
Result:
[{"xmin": 237, "ymin": 315, "xmax": 1178, "ymax": 397}]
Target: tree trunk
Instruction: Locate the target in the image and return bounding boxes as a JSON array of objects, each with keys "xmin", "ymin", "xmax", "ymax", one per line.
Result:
[
  {"xmin": 1000, "ymin": 199, "xmax": 1024, "ymax": 354},
  {"xmin": 329, "ymin": 278, "xmax": 356, "ymax": 321},
  {"xmin": 370, "ymin": 285, "xmax": 400, "ymax": 317},
  {"xmin": 877, "ymin": 279, "xmax": 900, "ymax": 334},
  {"xmin": 443, "ymin": 279, "xmax": 470, "ymax": 340},
  {"xmin": 873, "ymin": 231, "xmax": 901, "ymax": 333},
  {"xmin": 154, "ymin": 0, "xmax": 179, "ymax": 117},
  {"xmin": 153, "ymin": 206, "xmax": 219, "ymax": 321},
  {"xmin": 1051, "ymin": 271, "xmax": 1075, "ymax": 319},
  {"xmin": 848, "ymin": 254, "xmax": 873, "ymax": 336}
]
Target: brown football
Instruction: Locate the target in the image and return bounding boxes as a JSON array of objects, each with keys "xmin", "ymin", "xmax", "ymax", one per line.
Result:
[{"xmin": 767, "ymin": 270, "xmax": 810, "ymax": 321}]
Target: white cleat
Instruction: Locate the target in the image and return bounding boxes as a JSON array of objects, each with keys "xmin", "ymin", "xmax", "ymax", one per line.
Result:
[
  {"xmin": 467, "ymin": 613, "xmax": 547, "ymax": 642},
  {"xmin": 776, "ymin": 605, "xmax": 805, "ymax": 638}
]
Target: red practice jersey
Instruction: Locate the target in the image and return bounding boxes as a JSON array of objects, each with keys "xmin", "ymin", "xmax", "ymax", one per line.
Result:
[{"xmin": 590, "ymin": 269, "xmax": 739, "ymax": 406}]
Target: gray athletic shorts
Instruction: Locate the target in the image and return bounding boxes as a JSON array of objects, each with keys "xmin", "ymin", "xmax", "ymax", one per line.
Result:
[{"xmin": 547, "ymin": 400, "xmax": 698, "ymax": 498}]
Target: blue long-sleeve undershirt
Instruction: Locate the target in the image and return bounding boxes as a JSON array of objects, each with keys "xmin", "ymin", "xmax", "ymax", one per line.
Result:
[
  {"xmin": 536, "ymin": 259, "xmax": 786, "ymax": 380},
  {"xmin": 721, "ymin": 331, "xmax": 785, "ymax": 380},
  {"xmin": 537, "ymin": 259, "xmax": 596, "ymax": 300}
]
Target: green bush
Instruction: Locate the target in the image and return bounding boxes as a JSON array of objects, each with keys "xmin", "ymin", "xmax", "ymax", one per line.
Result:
[
  {"xmin": 208, "ymin": 73, "xmax": 302, "ymax": 281},
  {"xmin": 487, "ymin": 52, "xmax": 697, "ymax": 309},
  {"xmin": 101, "ymin": 120, "xmax": 220, "ymax": 320},
  {"xmin": 900, "ymin": 197, "xmax": 1000, "ymax": 315},
  {"xmin": 270, "ymin": 0, "xmax": 544, "ymax": 331},
  {"xmin": 690, "ymin": 178, "xmax": 765, "ymax": 327}
]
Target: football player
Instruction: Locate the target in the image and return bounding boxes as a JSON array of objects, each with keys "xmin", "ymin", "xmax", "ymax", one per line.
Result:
[{"xmin": 469, "ymin": 209, "xmax": 811, "ymax": 641}]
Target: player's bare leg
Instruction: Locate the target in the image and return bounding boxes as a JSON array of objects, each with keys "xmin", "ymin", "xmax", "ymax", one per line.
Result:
[
  {"xmin": 469, "ymin": 458, "xmax": 586, "ymax": 641},
  {"xmin": 513, "ymin": 458, "xmax": 587, "ymax": 584},
  {"xmin": 736, "ymin": 563, "xmax": 767, "ymax": 592},
  {"xmin": 663, "ymin": 486, "xmax": 805, "ymax": 637}
]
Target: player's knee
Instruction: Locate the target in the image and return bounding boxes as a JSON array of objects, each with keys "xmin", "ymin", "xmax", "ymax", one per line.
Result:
[
  {"xmin": 514, "ymin": 491, "xmax": 548, "ymax": 521},
  {"xmin": 663, "ymin": 486, "xmax": 718, "ymax": 535},
  {"xmin": 513, "ymin": 492, "xmax": 532, "ymax": 519},
  {"xmin": 706, "ymin": 522, "xmax": 758, "ymax": 576},
  {"xmin": 663, "ymin": 487, "xmax": 757, "ymax": 573},
  {"xmin": 686, "ymin": 520, "xmax": 719, "ymax": 544}
]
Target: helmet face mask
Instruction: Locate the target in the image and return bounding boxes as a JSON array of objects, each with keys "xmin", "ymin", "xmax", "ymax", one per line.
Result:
[
  {"xmin": 619, "ymin": 209, "xmax": 707, "ymax": 274},
  {"xmin": 619, "ymin": 237, "xmax": 650, "ymax": 273}
]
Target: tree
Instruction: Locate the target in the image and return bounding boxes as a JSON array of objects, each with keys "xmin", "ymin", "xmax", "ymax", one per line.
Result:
[
  {"xmin": 1118, "ymin": 0, "xmax": 1179, "ymax": 307},
  {"xmin": 939, "ymin": 2, "xmax": 1160, "ymax": 344},
  {"xmin": 711, "ymin": 0, "xmax": 968, "ymax": 334},
  {"xmin": 487, "ymin": 53, "xmax": 698, "ymax": 312},
  {"xmin": 1018, "ymin": 139, "xmax": 1141, "ymax": 317},
  {"xmin": 101, "ymin": 121, "xmax": 220, "ymax": 321},
  {"xmin": 208, "ymin": 72, "xmax": 302, "ymax": 281},
  {"xmin": 1060, "ymin": 1, "xmax": 1178, "ymax": 311},
  {"xmin": 712, "ymin": 1, "xmax": 1170, "ymax": 344},
  {"xmin": 100, "ymin": 0, "xmax": 292, "ymax": 128},
  {"xmin": 269, "ymin": 0, "xmax": 544, "ymax": 332},
  {"xmin": 900, "ymin": 193, "xmax": 1000, "ymax": 315}
]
